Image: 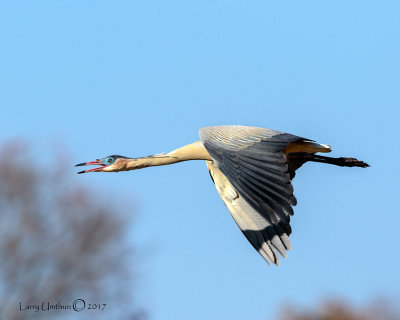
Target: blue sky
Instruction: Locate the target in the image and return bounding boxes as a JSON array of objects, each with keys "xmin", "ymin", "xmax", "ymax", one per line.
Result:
[{"xmin": 1, "ymin": 1, "xmax": 399, "ymax": 319}]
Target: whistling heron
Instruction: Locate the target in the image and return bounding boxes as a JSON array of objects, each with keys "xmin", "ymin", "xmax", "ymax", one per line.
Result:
[{"xmin": 76, "ymin": 125, "xmax": 368, "ymax": 265}]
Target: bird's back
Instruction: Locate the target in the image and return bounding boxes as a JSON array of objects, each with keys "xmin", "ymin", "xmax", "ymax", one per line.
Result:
[{"xmin": 199, "ymin": 125, "xmax": 303, "ymax": 152}]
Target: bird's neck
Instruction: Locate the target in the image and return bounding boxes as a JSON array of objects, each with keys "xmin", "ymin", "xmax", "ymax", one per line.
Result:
[{"xmin": 124, "ymin": 141, "xmax": 212, "ymax": 170}]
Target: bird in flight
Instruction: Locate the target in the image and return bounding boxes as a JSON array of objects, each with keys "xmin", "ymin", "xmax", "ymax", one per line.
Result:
[{"xmin": 76, "ymin": 125, "xmax": 368, "ymax": 265}]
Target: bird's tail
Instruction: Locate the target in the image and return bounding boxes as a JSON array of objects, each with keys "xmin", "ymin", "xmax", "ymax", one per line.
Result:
[{"xmin": 285, "ymin": 140, "xmax": 332, "ymax": 155}]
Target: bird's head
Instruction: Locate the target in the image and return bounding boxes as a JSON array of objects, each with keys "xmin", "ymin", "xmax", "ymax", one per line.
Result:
[{"xmin": 75, "ymin": 155, "xmax": 129, "ymax": 174}]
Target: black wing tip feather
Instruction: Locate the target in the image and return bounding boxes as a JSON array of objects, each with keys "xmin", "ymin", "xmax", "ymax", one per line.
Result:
[{"xmin": 243, "ymin": 226, "xmax": 292, "ymax": 266}]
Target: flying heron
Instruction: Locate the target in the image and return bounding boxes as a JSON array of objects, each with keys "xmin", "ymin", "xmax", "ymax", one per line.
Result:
[{"xmin": 76, "ymin": 125, "xmax": 368, "ymax": 265}]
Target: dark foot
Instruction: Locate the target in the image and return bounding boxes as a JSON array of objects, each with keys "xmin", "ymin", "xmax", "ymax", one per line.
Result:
[{"xmin": 339, "ymin": 158, "xmax": 370, "ymax": 168}]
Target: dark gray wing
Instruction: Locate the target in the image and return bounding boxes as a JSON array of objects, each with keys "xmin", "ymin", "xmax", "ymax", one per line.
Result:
[{"xmin": 199, "ymin": 125, "xmax": 304, "ymax": 265}]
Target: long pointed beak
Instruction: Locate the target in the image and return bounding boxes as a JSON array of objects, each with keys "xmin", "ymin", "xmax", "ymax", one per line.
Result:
[{"xmin": 75, "ymin": 160, "xmax": 106, "ymax": 174}]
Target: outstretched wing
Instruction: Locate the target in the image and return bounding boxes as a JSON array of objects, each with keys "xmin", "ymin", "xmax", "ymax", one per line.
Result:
[{"xmin": 199, "ymin": 125, "xmax": 304, "ymax": 265}]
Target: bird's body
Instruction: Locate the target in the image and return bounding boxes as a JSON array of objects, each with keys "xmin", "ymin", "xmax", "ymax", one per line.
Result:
[{"xmin": 76, "ymin": 125, "xmax": 368, "ymax": 265}]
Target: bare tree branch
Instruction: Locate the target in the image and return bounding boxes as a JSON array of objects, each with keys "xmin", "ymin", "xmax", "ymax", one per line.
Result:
[{"xmin": 0, "ymin": 140, "xmax": 146, "ymax": 320}]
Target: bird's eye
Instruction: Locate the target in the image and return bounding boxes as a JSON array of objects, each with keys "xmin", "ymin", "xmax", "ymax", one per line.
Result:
[{"xmin": 104, "ymin": 157, "xmax": 115, "ymax": 165}]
